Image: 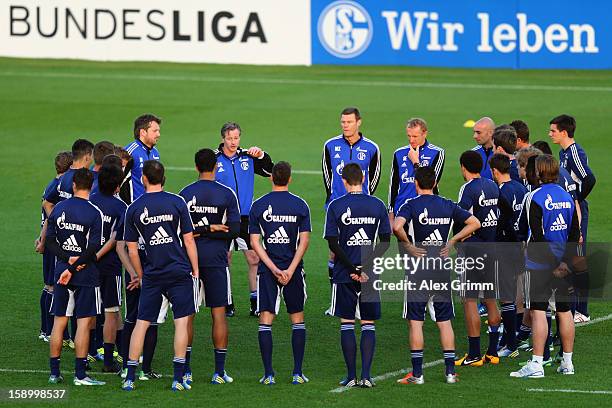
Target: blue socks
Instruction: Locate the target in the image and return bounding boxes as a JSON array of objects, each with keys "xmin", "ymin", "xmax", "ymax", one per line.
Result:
[
  {"xmin": 468, "ymin": 336, "xmax": 480, "ymax": 358},
  {"xmin": 501, "ymin": 303, "xmax": 517, "ymax": 351},
  {"xmin": 142, "ymin": 324, "xmax": 158, "ymax": 373},
  {"xmin": 411, "ymin": 349, "xmax": 424, "ymax": 377},
  {"xmin": 291, "ymin": 323, "xmax": 306, "ymax": 375},
  {"xmin": 75, "ymin": 357, "xmax": 87, "ymax": 380},
  {"xmin": 49, "ymin": 356, "xmax": 60, "ymax": 376},
  {"xmin": 126, "ymin": 360, "xmax": 138, "ymax": 382},
  {"xmin": 487, "ymin": 325, "xmax": 500, "ymax": 356},
  {"xmin": 544, "ymin": 310, "xmax": 552, "ymax": 361},
  {"xmin": 360, "ymin": 324, "xmax": 376, "ymax": 379},
  {"xmin": 258, "ymin": 324, "xmax": 273, "ymax": 376},
  {"xmin": 340, "ymin": 323, "xmax": 357, "ymax": 380},
  {"xmin": 173, "ymin": 357, "xmax": 185, "ymax": 383},
  {"xmin": 214, "ymin": 348, "xmax": 227, "ymax": 375},
  {"xmin": 443, "ymin": 350, "xmax": 455, "ymax": 375},
  {"xmin": 103, "ymin": 343, "xmax": 114, "ymax": 367},
  {"xmin": 185, "ymin": 346, "xmax": 192, "ymax": 373}
]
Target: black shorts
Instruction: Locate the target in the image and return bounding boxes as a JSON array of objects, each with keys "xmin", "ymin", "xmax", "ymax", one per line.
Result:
[
  {"xmin": 331, "ymin": 281, "xmax": 381, "ymax": 321},
  {"xmin": 496, "ymin": 243, "xmax": 524, "ymax": 302},
  {"xmin": 99, "ymin": 274, "xmax": 122, "ymax": 311},
  {"xmin": 231, "ymin": 216, "xmax": 252, "ymax": 251},
  {"xmin": 525, "ymin": 269, "xmax": 572, "ymax": 312},
  {"xmin": 457, "ymin": 244, "xmax": 497, "ymax": 299}
]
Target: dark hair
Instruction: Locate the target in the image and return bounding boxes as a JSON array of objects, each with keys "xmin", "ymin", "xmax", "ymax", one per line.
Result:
[
  {"xmin": 489, "ymin": 153, "xmax": 511, "ymax": 175},
  {"xmin": 133, "ymin": 113, "xmax": 162, "ymax": 139},
  {"xmin": 414, "ymin": 166, "xmax": 436, "ymax": 190},
  {"xmin": 195, "ymin": 148, "xmax": 217, "ymax": 173},
  {"xmin": 221, "ymin": 122, "xmax": 241, "ymax": 138},
  {"xmin": 341, "ymin": 163, "xmax": 363, "ymax": 186},
  {"xmin": 341, "ymin": 107, "xmax": 361, "ymax": 120},
  {"xmin": 143, "ymin": 160, "xmax": 165, "ymax": 186},
  {"xmin": 55, "ymin": 151, "xmax": 73, "ymax": 174},
  {"xmin": 526, "ymin": 155, "xmax": 539, "ymax": 187},
  {"xmin": 459, "ymin": 150, "xmax": 483, "ymax": 174},
  {"xmin": 73, "ymin": 168, "xmax": 94, "ymax": 191},
  {"xmin": 102, "ymin": 154, "xmax": 123, "ymax": 168},
  {"xmin": 71, "ymin": 139, "xmax": 94, "ymax": 161},
  {"xmin": 114, "ymin": 145, "xmax": 130, "ymax": 161},
  {"xmin": 272, "ymin": 161, "xmax": 291, "ymax": 186},
  {"xmin": 510, "ymin": 120, "xmax": 530, "ymax": 143},
  {"xmin": 536, "ymin": 154, "xmax": 559, "ymax": 184},
  {"xmin": 93, "ymin": 141, "xmax": 115, "ymax": 165},
  {"xmin": 493, "ymin": 128, "xmax": 518, "ymax": 154},
  {"xmin": 98, "ymin": 164, "xmax": 124, "ymax": 195},
  {"xmin": 550, "ymin": 114, "xmax": 576, "ymax": 138},
  {"xmin": 532, "ymin": 140, "xmax": 552, "ymax": 155}
]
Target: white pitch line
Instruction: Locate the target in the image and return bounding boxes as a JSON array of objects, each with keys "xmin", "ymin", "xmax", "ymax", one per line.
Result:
[
  {"xmin": 527, "ymin": 388, "xmax": 612, "ymax": 395},
  {"xmin": 330, "ymin": 360, "xmax": 444, "ymax": 393},
  {"xmin": 329, "ymin": 312, "xmax": 612, "ymax": 393},
  {"xmin": 166, "ymin": 165, "xmax": 320, "ymax": 175},
  {"xmin": 0, "ymin": 368, "xmax": 163, "ymax": 376},
  {"xmin": 1, "ymin": 71, "xmax": 611, "ymax": 93}
]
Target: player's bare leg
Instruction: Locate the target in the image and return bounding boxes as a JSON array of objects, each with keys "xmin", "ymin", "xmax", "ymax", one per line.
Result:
[{"xmin": 245, "ymin": 250, "xmax": 259, "ymax": 316}]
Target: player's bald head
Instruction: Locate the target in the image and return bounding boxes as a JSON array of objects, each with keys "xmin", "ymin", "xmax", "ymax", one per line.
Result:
[{"xmin": 475, "ymin": 117, "xmax": 495, "ymax": 130}]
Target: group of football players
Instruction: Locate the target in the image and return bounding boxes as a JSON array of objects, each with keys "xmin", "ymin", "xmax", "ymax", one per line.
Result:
[{"xmin": 35, "ymin": 109, "xmax": 595, "ymax": 390}]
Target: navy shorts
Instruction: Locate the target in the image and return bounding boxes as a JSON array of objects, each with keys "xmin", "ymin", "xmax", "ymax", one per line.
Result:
[
  {"xmin": 124, "ymin": 272, "xmax": 168, "ymax": 324},
  {"xmin": 137, "ymin": 274, "xmax": 198, "ymax": 322},
  {"xmin": 257, "ymin": 269, "xmax": 306, "ymax": 315},
  {"xmin": 42, "ymin": 250, "xmax": 56, "ymax": 285},
  {"xmin": 525, "ymin": 269, "xmax": 572, "ymax": 313},
  {"xmin": 200, "ymin": 266, "xmax": 232, "ymax": 308},
  {"xmin": 231, "ymin": 216, "xmax": 252, "ymax": 251},
  {"xmin": 51, "ymin": 284, "xmax": 101, "ymax": 318},
  {"xmin": 458, "ymin": 244, "xmax": 497, "ymax": 299},
  {"xmin": 496, "ymin": 243, "xmax": 524, "ymax": 302},
  {"xmin": 99, "ymin": 274, "xmax": 122, "ymax": 311},
  {"xmin": 403, "ymin": 290, "xmax": 454, "ymax": 322},
  {"xmin": 331, "ymin": 281, "xmax": 381, "ymax": 321}
]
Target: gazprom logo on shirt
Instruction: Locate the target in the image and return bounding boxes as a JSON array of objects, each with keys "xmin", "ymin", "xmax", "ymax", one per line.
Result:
[
  {"xmin": 187, "ymin": 196, "xmax": 218, "ymax": 214},
  {"xmin": 418, "ymin": 208, "xmax": 451, "ymax": 225},
  {"xmin": 544, "ymin": 194, "xmax": 572, "ymax": 211},
  {"xmin": 336, "ymin": 159, "xmax": 345, "ymax": 176},
  {"xmin": 478, "ymin": 191, "xmax": 498, "ymax": 207},
  {"xmin": 140, "ymin": 207, "xmax": 174, "ymax": 225},
  {"xmin": 401, "ymin": 169, "xmax": 414, "ymax": 184},
  {"xmin": 341, "ymin": 207, "xmax": 376, "ymax": 225},
  {"xmin": 56, "ymin": 212, "xmax": 84, "ymax": 232},
  {"xmin": 512, "ymin": 195, "xmax": 523, "ymax": 212},
  {"xmin": 263, "ymin": 205, "xmax": 297, "ymax": 223},
  {"xmin": 317, "ymin": 1, "xmax": 373, "ymax": 58}
]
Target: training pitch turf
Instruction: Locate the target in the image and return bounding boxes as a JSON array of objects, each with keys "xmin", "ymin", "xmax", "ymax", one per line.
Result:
[{"xmin": 0, "ymin": 58, "xmax": 611, "ymax": 407}]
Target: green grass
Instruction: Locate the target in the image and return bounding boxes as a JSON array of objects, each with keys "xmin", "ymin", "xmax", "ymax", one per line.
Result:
[{"xmin": 0, "ymin": 57, "xmax": 611, "ymax": 407}]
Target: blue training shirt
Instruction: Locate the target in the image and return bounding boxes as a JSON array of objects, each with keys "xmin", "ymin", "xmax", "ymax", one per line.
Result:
[
  {"xmin": 124, "ymin": 191, "xmax": 194, "ymax": 278},
  {"xmin": 324, "ymin": 192, "xmax": 391, "ymax": 283},
  {"xmin": 472, "ymin": 145, "xmax": 495, "ymax": 180},
  {"xmin": 124, "ymin": 139, "xmax": 160, "ymax": 202},
  {"xmin": 90, "ymin": 192, "xmax": 127, "ymax": 276},
  {"xmin": 249, "ymin": 191, "xmax": 311, "ymax": 272},
  {"xmin": 559, "ymin": 142, "xmax": 595, "ymax": 202},
  {"xmin": 322, "ymin": 134, "xmax": 381, "ymax": 206},
  {"xmin": 456, "ymin": 177, "xmax": 499, "ymax": 242},
  {"xmin": 179, "ymin": 180, "xmax": 241, "ymax": 268},
  {"xmin": 388, "ymin": 140, "xmax": 445, "ymax": 214},
  {"xmin": 46, "ymin": 197, "xmax": 104, "ymax": 287}
]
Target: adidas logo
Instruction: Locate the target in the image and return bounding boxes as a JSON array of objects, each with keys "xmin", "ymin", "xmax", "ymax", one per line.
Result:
[
  {"xmin": 267, "ymin": 226, "xmax": 290, "ymax": 244},
  {"xmin": 550, "ymin": 213, "xmax": 568, "ymax": 231},
  {"xmin": 422, "ymin": 229, "xmax": 444, "ymax": 246},
  {"xmin": 195, "ymin": 217, "xmax": 209, "ymax": 227},
  {"xmin": 61, "ymin": 234, "xmax": 82, "ymax": 252},
  {"xmin": 481, "ymin": 209, "xmax": 498, "ymax": 227},
  {"xmin": 347, "ymin": 228, "xmax": 372, "ymax": 246},
  {"xmin": 149, "ymin": 226, "xmax": 173, "ymax": 246},
  {"xmin": 334, "ymin": 153, "xmax": 341, "ymax": 159}
]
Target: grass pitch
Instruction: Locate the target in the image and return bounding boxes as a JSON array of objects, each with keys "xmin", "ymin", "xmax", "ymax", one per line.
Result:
[{"xmin": 0, "ymin": 57, "xmax": 611, "ymax": 407}]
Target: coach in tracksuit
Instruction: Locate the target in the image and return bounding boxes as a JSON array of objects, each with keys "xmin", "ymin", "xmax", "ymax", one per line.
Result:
[
  {"xmin": 322, "ymin": 107, "xmax": 381, "ymax": 314},
  {"xmin": 214, "ymin": 122, "xmax": 274, "ymax": 316}
]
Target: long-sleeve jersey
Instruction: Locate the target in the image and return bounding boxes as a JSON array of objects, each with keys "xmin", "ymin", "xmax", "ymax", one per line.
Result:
[
  {"xmin": 322, "ymin": 133, "xmax": 381, "ymax": 206},
  {"xmin": 124, "ymin": 139, "xmax": 161, "ymax": 202},
  {"xmin": 214, "ymin": 144, "xmax": 273, "ymax": 216},
  {"xmin": 559, "ymin": 142, "xmax": 596, "ymax": 202},
  {"xmin": 524, "ymin": 183, "xmax": 580, "ymax": 271},
  {"xmin": 388, "ymin": 140, "xmax": 445, "ymax": 214}
]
